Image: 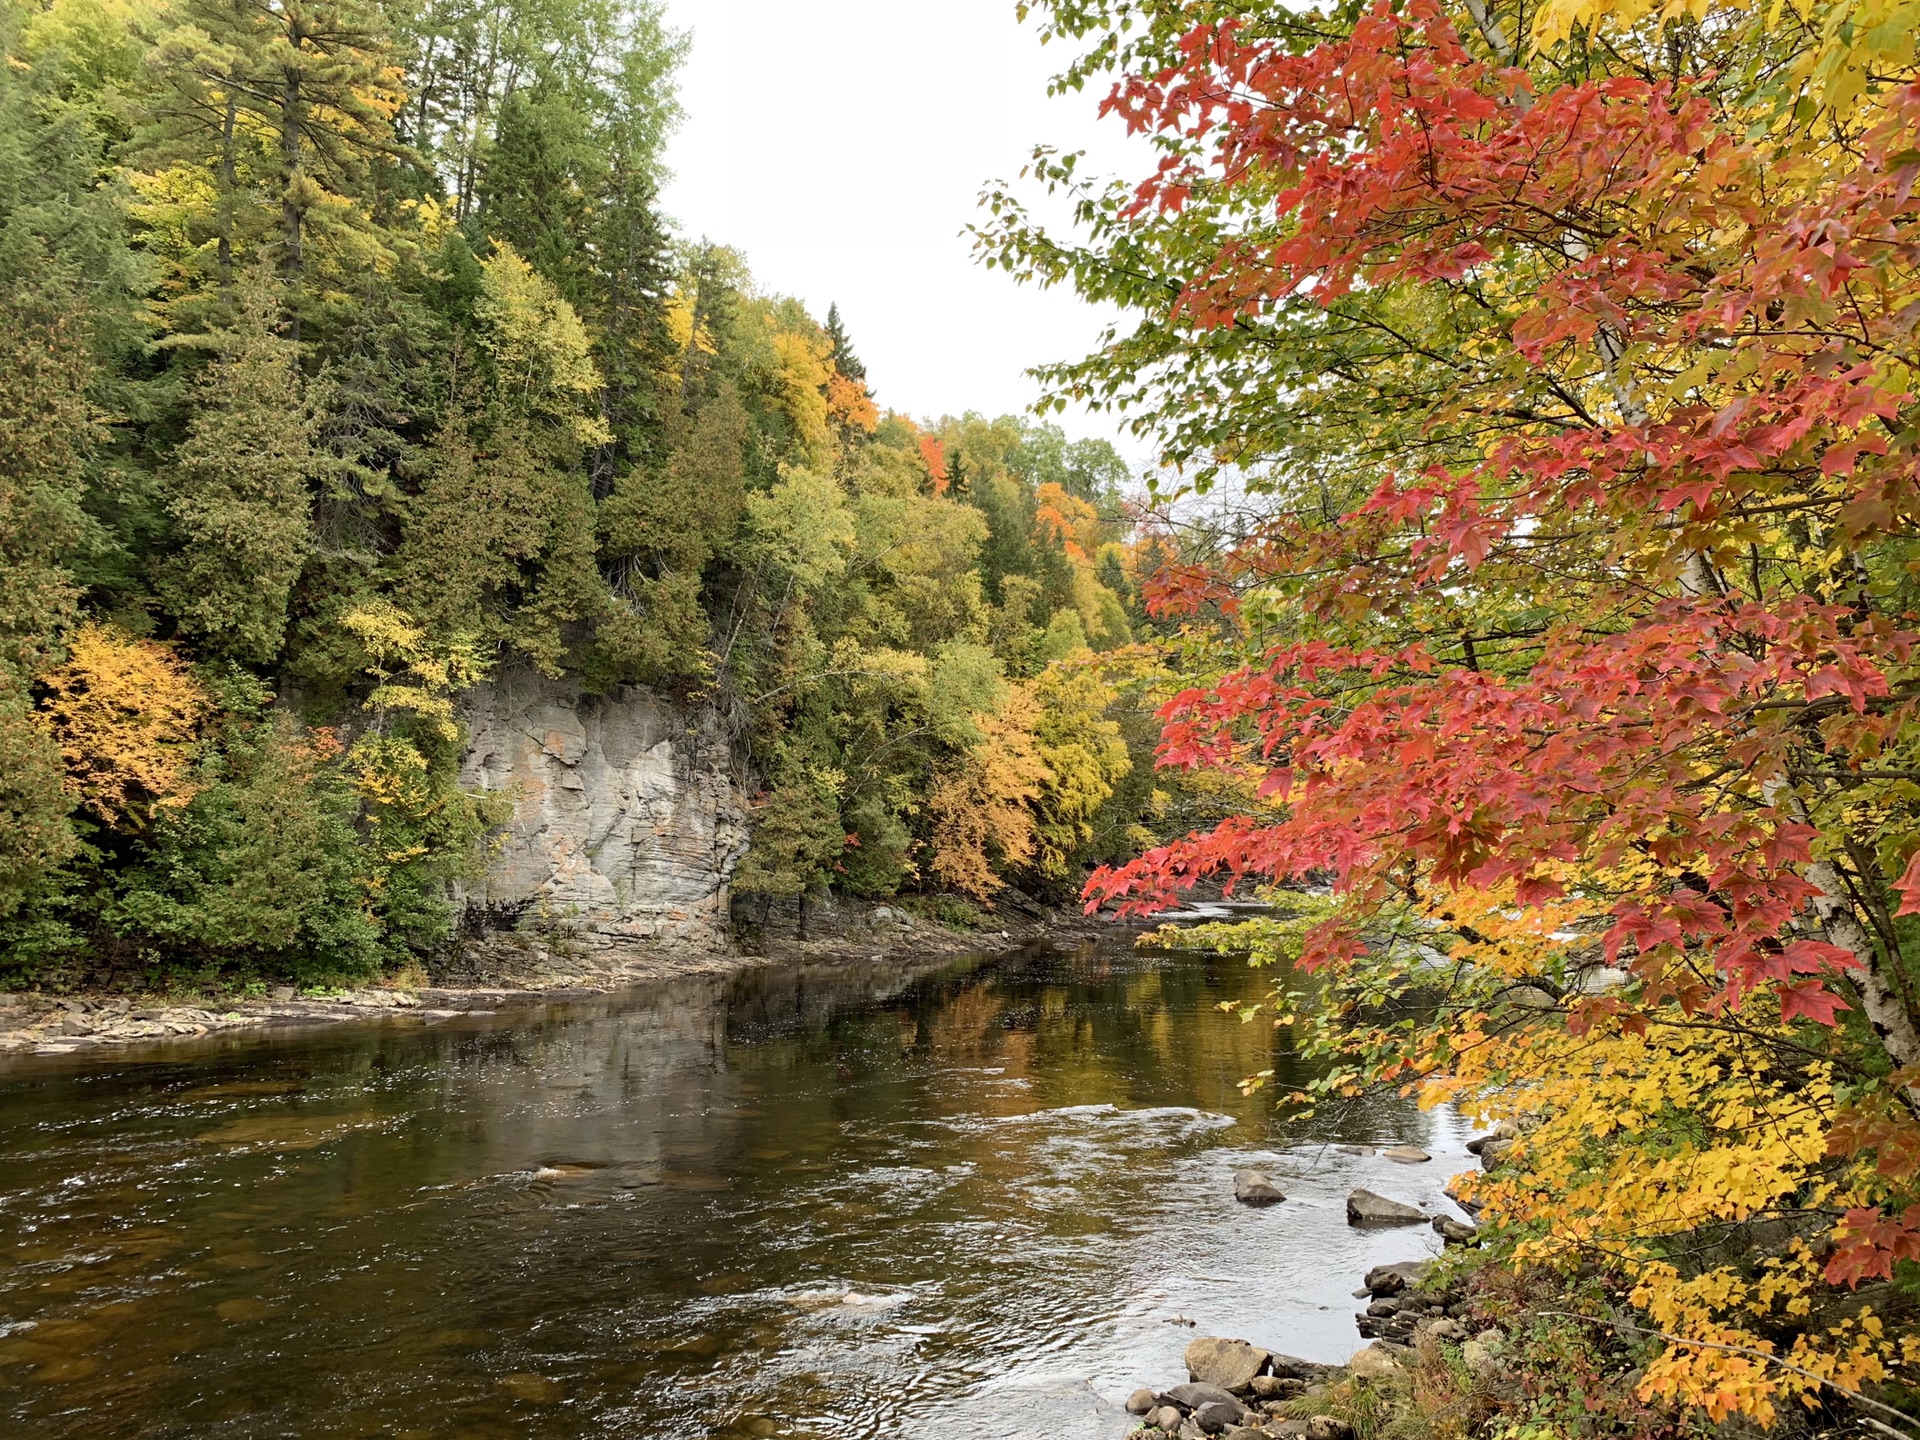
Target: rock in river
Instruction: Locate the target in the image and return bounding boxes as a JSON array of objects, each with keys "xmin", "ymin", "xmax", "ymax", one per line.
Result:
[
  {"xmin": 1127, "ymin": 1387, "xmax": 1159, "ymax": 1415},
  {"xmin": 1185, "ymin": 1336, "xmax": 1270, "ymax": 1394},
  {"xmin": 1433, "ymin": 1213, "xmax": 1479, "ymax": 1243},
  {"xmin": 1381, "ymin": 1144, "xmax": 1430, "ymax": 1163},
  {"xmin": 1347, "ymin": 1188, "xmax": 1426, "ymax": 1225},
  {"xmin": 1233, "ymin": 1168, "xmax": 1287, "ymax": 1206}
]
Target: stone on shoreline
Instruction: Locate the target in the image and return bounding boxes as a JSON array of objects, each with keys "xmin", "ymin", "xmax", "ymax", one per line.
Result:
[
  {"xmin": 1194, "ymin": 1399, "xmax": 1246, "ymax": 1432},
  {"xmin": 1364, "ymin": 1260, "xmax": 1430, "ymax": 1296},
  {"xmin": 1233, "ymin": 1169, "xmax": 1287, "ymax": 1206},
  {"xmin": 1347, "ymin": 1188, "xmax": 1425, "ymax": 1225},
  {"xmin": 1250, "ymin": 1374, "xmax": 1307, "ymax": 1399},
  {"xmin": 1349, "ymin": 1342, "xmax": 1404, "ymax": 1380},
  {"xmin": 1161, "ymin": 1381, "xmax": 1244, "ymax": 1415},
  {"xmin": 1433, "ymin": 1213, "xmax": 1479, "ymax": 1243},
  {"xmin": 1185, "ymin": 1336, "xmax": 1270, "ymax": 1394},
  {"xmin": 1127, "ymin": 1387, "xmax": 1158, "ymax": 1414},
  {"xmin": 1267, "ymin": 1352, "xmax": 1340, "ymax": 1381},
  {"xmin": 1464, "ymin": 1123, "xmax": 1515, "ymax": 1156}
]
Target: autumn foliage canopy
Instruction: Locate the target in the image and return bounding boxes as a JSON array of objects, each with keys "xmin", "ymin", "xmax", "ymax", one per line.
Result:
[{"xmin": 983, "ymin": 0, "xmax": 1920, "ymax": 1423}]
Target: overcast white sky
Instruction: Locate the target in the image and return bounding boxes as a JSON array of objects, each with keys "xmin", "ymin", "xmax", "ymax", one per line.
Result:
[{"xmin": 656, "ymin": 0, "xmax": 1154, "ymax": 460}]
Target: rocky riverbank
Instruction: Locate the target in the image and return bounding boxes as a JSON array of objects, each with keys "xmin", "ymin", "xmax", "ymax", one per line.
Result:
[
  {"xmin": 0, "ymin": 896, "xmax": 1120, "ymax": 1058},
  {"xmin": 1119, "ymin": 1135, "xmax": 1513, "ymax": 1440},
  {"xmin": 1119, "ymin": 1256, "xmax": 1504, "ymax": 1439}
]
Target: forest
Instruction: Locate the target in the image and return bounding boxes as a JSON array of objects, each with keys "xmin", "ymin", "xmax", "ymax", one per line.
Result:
[
  {"xmin": 0, "ymin": 0, "xmax": 1174, "ymax": 988},
  {"xmin": 9, "ymin": 0, "xmax": 1920, "ymax": 1433}
]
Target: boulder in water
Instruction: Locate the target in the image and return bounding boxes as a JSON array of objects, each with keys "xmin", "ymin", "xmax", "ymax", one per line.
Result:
[
  {"xmin": 1347, "ymin": 1188, "xmax": 1426, "ymax": 1225},
  {"xmin": 1185, "ymin": 1336, "xmax": 1270, "ymax": 1394},
  {"xmin": 1126, "ymin": 1387, "xmax": 1158, "ymax": 1415},
  {"xmin": 1381, "ymin": 1144, "xmax": 1430, "ymax": 1163},
  {"xmin": 1233, "ymin": 1169, "xmax": 1287, "ymax": 1206},
  {"xmin": 1433, "ymin": 1214, "xmax": 1479, "ymax": 1243}
]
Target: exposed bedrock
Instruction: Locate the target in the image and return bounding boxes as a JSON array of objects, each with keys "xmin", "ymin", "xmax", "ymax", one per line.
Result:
[{"xmin": 457, "ymin": 670, "xmax": 750, "ymax": 951}]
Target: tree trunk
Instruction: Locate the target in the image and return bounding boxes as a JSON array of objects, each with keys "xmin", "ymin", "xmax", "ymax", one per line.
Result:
[
  {"xmin": 279, "ymin": 20, "xmax": 305, "ymax": 348},
  {"xmin": 217, "ymin": 97, "xmax": 237, "ymax": 288}
]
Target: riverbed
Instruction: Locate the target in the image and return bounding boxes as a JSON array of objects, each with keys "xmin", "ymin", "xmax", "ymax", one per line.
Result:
[{"xmin": 0, "ymin": 939, "xmax": 1475, "ymax": 1439}]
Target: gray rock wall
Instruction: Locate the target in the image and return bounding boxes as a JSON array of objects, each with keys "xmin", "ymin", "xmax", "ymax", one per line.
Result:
[{"xmin": 458, "ymin": 670, "xmax": 750, "ymax": 951}]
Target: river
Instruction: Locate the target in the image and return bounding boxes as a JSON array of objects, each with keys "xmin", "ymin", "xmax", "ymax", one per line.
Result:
[{"xmin": 0, "ymin": 938, "xmax": 1475, "ymax": 1439}]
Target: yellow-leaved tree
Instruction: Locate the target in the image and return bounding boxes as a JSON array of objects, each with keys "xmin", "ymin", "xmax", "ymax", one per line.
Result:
[
  {"xmin": 928, "ymin": 684, "xmax": 1052, "ymax": 900},
  {"xmin": 37, "ymin": 624, "xmax": 207, "ymax": 829}
]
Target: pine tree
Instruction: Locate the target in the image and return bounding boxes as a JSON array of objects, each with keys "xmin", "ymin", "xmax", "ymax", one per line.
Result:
[{"xmin": 136, "ymin": 0, "xmax": 401, "ymax": 333}]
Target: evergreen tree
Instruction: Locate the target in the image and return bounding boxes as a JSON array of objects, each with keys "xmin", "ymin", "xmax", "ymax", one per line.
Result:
[
  {"xmin": 0, "ymin": 4, "xmax": 139, "ymax": 915},
  {"xmin": 136, "ymin": 0, "xmax": 401, "ymax": 333},
  {"xmin": 824, "ymin": 302, "xmax": 865, "ymax": 382},
  {"xmin": 156, "ymin": 269, "xmax": 316, "ymax": 665}
]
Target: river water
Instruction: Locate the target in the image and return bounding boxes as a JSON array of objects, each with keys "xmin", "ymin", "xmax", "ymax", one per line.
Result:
[{"xmin": 0, "ymin": 939, "xmax": 1475, "ymax": 1439}]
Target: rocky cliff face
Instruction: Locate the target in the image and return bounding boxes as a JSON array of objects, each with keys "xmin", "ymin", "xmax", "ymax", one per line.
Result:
[{"xmin": 457, "ymin": 671, "xmax": 750, "ymax": 953}]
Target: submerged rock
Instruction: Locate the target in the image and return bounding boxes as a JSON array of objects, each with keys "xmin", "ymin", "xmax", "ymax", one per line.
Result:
[
  {"xmin": 1347, "ymin": 1188, "xmax": 1426, "ymax": 1225},
  {"xmin": 1233, "ymin": 1169, "xmax": 1287, "ymax": 1206},
  {"xmin": 1185, "ymin": 1336, "xmax": 1270, "ymax": 1394}
]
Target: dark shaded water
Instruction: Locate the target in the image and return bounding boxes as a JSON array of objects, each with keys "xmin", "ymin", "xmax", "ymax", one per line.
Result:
[{"xmin": 0, "ymin": 941, "xmax": 1474, "ymax": 1439}]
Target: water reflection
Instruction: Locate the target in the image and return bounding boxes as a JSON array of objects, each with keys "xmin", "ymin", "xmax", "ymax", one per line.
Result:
[{"xmin": 0, "ymin": 941, "xmax": 1474, "ymax": 1439}]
